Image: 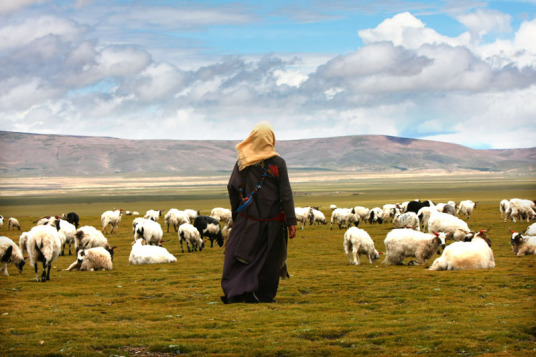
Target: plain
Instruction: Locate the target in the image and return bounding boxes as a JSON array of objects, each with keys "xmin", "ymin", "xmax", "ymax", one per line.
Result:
[{"xmin": 0, "ymin": 175, "xmax": 535, "ymax": 356}]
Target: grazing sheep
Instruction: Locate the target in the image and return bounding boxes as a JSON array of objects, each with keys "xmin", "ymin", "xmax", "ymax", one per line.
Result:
[
  {"xmin": 0, "ymin": 236, "xmax": 26, "ymax": 276},
  {"xmin": 309, "ymin": 209, "xmax": 327, "ymax": 225},
  {"xmin": 343, "ymin": 227, "xmax": 380, "ymax": 265},
  {"xmin": 368, "ymin": 207, "xmax": 384, "ymax": 224},
  {"xmin": 178, "ymin": 223, "xmax": 204, "ymax": 253},
  {"xmin": 7, "ymin": 217, "xmax": 21, "ymax": 231},
  {"xmin": 509, "ymin": 229, "xmax": 536, "ymax": 256},
  {"xmin": 66, "ymin": 247, "xmax": 113, "ymax": 271},
  {"xmin": 62, "ymin": 212, "xmax": 80, "ymax": 228},
  {"xmin": 193, "ymin": 215, "xmax": 223, "ymax": 248},
  {"xmin": 429, "ymin": 230, "xmax": 495, "ymax": 271},
  {"xmin": 505, "ymin": 199, "xmax": 536, "ymax": 223},
  {"xmin": 75, "ymin": 226, "xmax": 116, "ymax": 261},
  {"xmin": 144, "ymin": 209, "xmax": 163, "ymax": 222},
  {"xmin": 383, "ymin": 229, "xmax": 446, "ymax": 266},
  {"xmin": 331, "ymin": 208, "xmax": 358, "ymax": 230},
  {"xmin": 26, "ymin": 225, "xmax": 62, "ymax": 282},
  {"xmin": 353, "ymin": 206, "xmax": 370, "ymax": 222},
  {"xmin": 129, "ymin": 238, "xmax": 177, "ymax": 265},
  {"xmin": 428, "ymin": 212, "xmax": 471, "ymax": 242},
  {"xmin": 184, "ymin": 209, "xmax": 200, "ymax": 223},
  {"xmin": 393, "ymin": 212, "xmax": 420, "ymax": 231},
  {"xmin": 134, "ymin": 218, "xmax": 163, "ymax": 246},
  {"xmin": 49, "ymin": 218, "xmax": 76, "ymax": 256},
  {"xmin": 295, "ymin": 207, "xmax": 313, "ymax": 230},
  {"xmin": 101, "ymin": 209, "xmax": 122, "ymax": 234},
  {"xmin": 165, "ymin": 209, "xmax": 190, "ymax": 233},
  {"xmin": 457, "ymin": 200, "xmax": 477, "ymax": 219},
  {"xmin": 210, "ymin": 207, "xmax": 232, "ymax": 224}
]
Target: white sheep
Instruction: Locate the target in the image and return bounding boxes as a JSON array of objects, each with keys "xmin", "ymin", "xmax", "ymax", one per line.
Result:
[
  {"xmin": 353, "ymin": 206, "xmax": 370, "ymax": 222},
  {"xmin": 26, "ymin": 225, "xmax": 62, "ymax": 282},
  {"xmin": 178, "ymin": 223, "xmax": 204, "ymax": 253},
  {"xmin": 132, "ymin": 217, "xmax": 144, "ymax": 233},
  {"xmin": 367, "ymin": 207, "xmax": 384, "ymax": 224},
  {"xmin": 210, "ymin": 207, "xmax": 232, "ymax": 224},
  {"xmin": 428, "ymin": 212, "xmax": 471, "ymax": 242},
  {"xmin": 309, "ymin": 209, "xmax": 327, "ymax": 225},
  {"xmin": 330, "ymin": 204, "xmax": 337, "ymax": 210},
  {"xmin": 505, "ymin": 199, "xmax": 536, "ymax": 223},
  {"xmin": 0, "ymin": 215, "xmax": 4, "ymax": 228},
  {"xmin": 382, "ymin": 204, "xmax": 399, "ymax": 223},
  {"xmin": 134, "ymin": 218, "xmax": 163, "ymax": 246},
  {"xmin": 49, "ymin": 218, "xmax": 76, "ymax": 256},
  {"xmin": 457, "ymin": 200, "xmax": 477, "ymax": 219},
  {"xmin": 75, "ymin": 226, "xmax": 115, "ymax": 261},
  {"xmin": 383, "ymin": 229, "xmax": 446, "ymax": 266},
  {"xmin": 129, "ymin": 238, "xmax": 177, "ymax": 265},
  {"xmin": 66, "ymin": 247, "xmax": 113, "ymax": 271},
  {"xmin": 295, "ymin": 207, "xmax": 313, "ymax": 230},
  {"xmin": 499, "ymin": 199, "xmax": 510, "ymax": 219},
  {"xmin": 343, "ymin": 227, "xmax": 380, "ymax": 265},
  {"xmin": 7, "ymin": 217, "xmax": 21, "ymax": 231},
  {"xmin": 524, "ymin": 223, "xmax": 536, "ymax": 236},
  {"xmin": 184, "ymin": 209, "xmax": 200, "ymax": 223},
  {"xmin": 0, "ymin": 236, "xmax": 26, "ymax": 276},
  {"xmin": 429, "ymin": 230, "xmax": 495, "ymax": 271},
  {"xmin": 165, "ymin": 209, "xmax": 190, "ymax": 233},
  {"xmin": 330, "ymin": 208, "xmax": 358, "ymax": 230},
  {"xmin": 393, "ymin": 212, "xmax": 420, "ymax": 231},
  {"xmin": 101, "ymin": 209, "xmax": 122, "ymax": 234},
  {"xmin": 509, "ymin": 230, "xmax": 536, "ymax": 256},
  {"xmin": 19, "ymin": 232, "xmax": 29, "ymax": 255},
  {"xmin": 417, "ymin": 206, "xmax": 437, "ymax": 231},
  {"xmin": 144, "ymin": 209, "xmax": 163, "ymax": 221}
]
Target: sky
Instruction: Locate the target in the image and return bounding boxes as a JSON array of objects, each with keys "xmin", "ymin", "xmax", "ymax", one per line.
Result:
[{"xmin": 0, "ymin": 0, "xmax": 535, "ymax": 149}]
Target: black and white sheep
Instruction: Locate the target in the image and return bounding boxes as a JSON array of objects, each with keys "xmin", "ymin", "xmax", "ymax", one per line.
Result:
[
  {"xmin": 343, "ymin": 227, "xmax": 380, "ymax": 265},
  {"xmin": 193, "ymin": 215, "xmax": 223, "ymax": 248},
  {"xmin": 62, "ymin": 212, "xmax": 80, "ymax": 229},
  {"xmin": 178, "ymin": 223, "xmax": 204, "ymax": 253},
  {"xmin": 26, "ymin": 225, "xmax": 62, "ymax": 282},
  {"xmin": 406, "ymin": 200, "xmax": 435, "ymax": 214},
  {"xmin": 383, "ymin": 229, "xmax": 446, "ymax": 266},
  {"xmin": 393, "ymin": 212, "xmax": 420, "ymax": 231},
  {"xmin": 429, "ymin": 230, "xmax": 495, "ymax": 271},
  {"xmin": 134, "ymin": 218, "xmax": 163, "ymax": 246},
  {"xmin": 66, "ymin": 247, "xmax": 113, "ymax": 271},
  {"xmin": 509, "ymin": 229, "xmax": 536, "ymax": 256},
  {"xmin": 367, "ymin": 207, "xmax": 384, "ymax": 224},
  {"xmin": 0, "ymin": 236, "xmax": 26, "ymax": 276}
]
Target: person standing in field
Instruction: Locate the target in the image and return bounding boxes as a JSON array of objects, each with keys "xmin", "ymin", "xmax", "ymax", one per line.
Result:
[{"xmin": 221, "ymin": 121, "xmax": 297, "ymax": 304}]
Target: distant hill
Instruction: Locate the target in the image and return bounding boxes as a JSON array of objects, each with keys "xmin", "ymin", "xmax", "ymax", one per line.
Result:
[{"xmin": 0, "ymin": 131, "xmax": 534, "ymax": 177}]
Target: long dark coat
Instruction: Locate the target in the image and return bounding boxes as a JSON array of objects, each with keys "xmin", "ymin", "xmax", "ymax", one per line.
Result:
[{"xmin": 221, "ymin": 156, "xmax": 296, "ymax": 301}]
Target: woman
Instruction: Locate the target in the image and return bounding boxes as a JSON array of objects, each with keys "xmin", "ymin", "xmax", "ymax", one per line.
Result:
[{"xmin": 221, "ymin": 122, "xmax": 297, "ymax": 304}]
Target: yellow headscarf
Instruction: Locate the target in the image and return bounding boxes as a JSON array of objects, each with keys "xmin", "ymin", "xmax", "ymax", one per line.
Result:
[{"xmin": 236, "ymin": 121, "xmax": 279, "ymax": 171}]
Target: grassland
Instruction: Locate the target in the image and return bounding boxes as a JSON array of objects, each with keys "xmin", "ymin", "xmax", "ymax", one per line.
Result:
[{"xmin": 0, "ymin": 174, "xmax": 535, "ymax": 356}]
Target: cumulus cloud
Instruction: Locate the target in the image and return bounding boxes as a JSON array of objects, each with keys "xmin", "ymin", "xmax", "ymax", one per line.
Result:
[{"xmin": 0, "ymin": 0, "xmax": 45, "ymax": 15}]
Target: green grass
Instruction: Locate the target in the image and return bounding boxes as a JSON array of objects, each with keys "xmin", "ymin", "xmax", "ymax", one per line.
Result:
[{"xmin": 0, "ymin": 175, "xmax": 535, "ymax": 356}]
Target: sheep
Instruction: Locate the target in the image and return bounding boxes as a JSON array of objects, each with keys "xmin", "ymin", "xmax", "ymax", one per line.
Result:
[
  {"xmin": 144, "ymin": 209, "xmax": 163, "ymax": 222},
  {"xmin": 330, "ymin": 208, "xmax": 358, "ymax": 230},
  {"xmin": 383, "ymin": 229, "xmax": 446, "ymax": 266},
  {"xmin": 134, "ymin": 218, "xmax": 163, "ymax": 246},
  {"xmin": 499, "ymin": 199, "xmax": 510, "ymax": 219},
  {"xmin": 393, "ymin": 212, "xmax": 420, "ymax": 231},
  {"xmin": 330, "ymin": 204, "xmax": 337, "ymax": 210},
  {"xmin": 74, "ymin": 226, "xmax": 116, "ymax": 261},
  {"xmin": 382, "ymin": 204, "xmax": 399, "ymax": 223},
  {"xmin": 436, "ymin": 203, "xmax": 456, "ymax": 216},
  {"xmin": 7, "ymin": 217, "xmax": 21, "ymax": 231},
  {"xmin": 0, "ymin": 236, "xmax": 26, "ymax": 276},
  {"xmin": 353, "ymin": 206, "xmax": 370, "ymax": 222},
  {"xmin": 48, "ymin": 218, "xmax": 76, "ymax": 256},
  {"xmin": 309, "ymin": 209, "xmax": 327, "ymax": 225},
  {"xmin": 429, "ymin": 230, "xmax": 495, "ymax": 271},
  {"xmin": 26, "ymin": 225, "xmax": 62, "ymax": 282},
  {"xmin": 367, "ymin": 207, "xmax": 384, "ymax": 224},
  {"xmin": 164, "ymin": 209, "xmax": 189, "ymax": 233},
  {"xmin": 505, "ymin": 199, "xmax": 536, "ymax": 223},
  {"xmin": 343, "ymin": 227, "xmax": 380, "ymax": 265},
  {"xmin": 34, "ymin": 216, "xmax": 53, "ymax": 225},
  {"xmin": 193, "ymin": 215, "xmax": 223, "ymax": 248},
  {"xmin": 457, "ymin": 200, "xmax": 477, "ymax": 219},
  {"xmin": 509, "ymin": 229, "xmax": 536, "ymax": 256},
  {"xmin": 129, "ymin": 238, "xmax": 177, "ymax": 265},
  {"xmin": 417, "ymin": 206, "xmax": 437, "ymax": 231},
  {"xmin": 427, "ymin": 212, "xmax": 472, "ymax": 242},
  {"xmin": 210, "ymin": 207, "xmax": 232, "ymax": 224},
  {"xmin": 222, "ymin": 220, "xmax": 233, "ymax": 249},
  {"xmin": 178, "ymin": 223, "xmax": 204, "ymax": 253},
  {"xmin": 295, "ymin": 207, "xmax": 313, "ymax": 230},
  {"xmin": 406, "ymin": 200, "xmax": 435, "ymax": 214},
  {"xmin": 0, "ymin": 215, "xmax": 3, "ymax": 228},
  {"xmin": 66, "ymin": 247, "xmax": 113, "ymax": 271},
  {"xmin": 101, "ymin": 209, "xmax": 122, "ymax": 234},
  {"xmin": 525, "ymin": 223, "xmax": 536, "ymax": 236},
  {"xmin": 132, "ymin": 217, "xmax": 144, "ymax": 233},
  {"xmin": 62, "ymin": 212, "xmax": 80, "ymax": 228},
  {"xmin": 19, "ymin": 232, "xmax": 29, "ymax": 255},
  {"xmin": 184, "ymin": 209, "xmax": 200, "ymax": 223}
]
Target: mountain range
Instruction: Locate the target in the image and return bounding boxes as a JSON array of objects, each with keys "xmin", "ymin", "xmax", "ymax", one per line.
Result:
[{"xmin": 0, "ymin": 131, "xmax": 534, "ymax": 177}]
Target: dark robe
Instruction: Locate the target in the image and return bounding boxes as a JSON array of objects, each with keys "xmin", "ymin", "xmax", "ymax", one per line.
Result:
[{"xmin": 221, "ymin": 156, "xmax": 297, "ymax": 301}]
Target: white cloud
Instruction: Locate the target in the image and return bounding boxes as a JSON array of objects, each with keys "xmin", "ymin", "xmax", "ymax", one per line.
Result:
[
  {"xmin": 457, "ymin": 9, "xmax": 512, "ymax": 42},
  {"xmin": 0, "ymin": 0, "xmax": 45, "ymax": 15}
]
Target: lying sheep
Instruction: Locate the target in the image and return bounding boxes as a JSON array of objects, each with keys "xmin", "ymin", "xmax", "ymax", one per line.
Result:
[
  {"xmin": 343, "ymin": 227, "xmax": 379, "ymax": 265},
  {"xmin": 393, "ymin": 212, "xmax": 420, "ymax": 231},
  {"xmin": 75, "ymin": 226, "xmax": 116, "ymax": 260},
  {"xmin": 525, "ymin": 223, "xmax": 536, "ymax": 236},
  {"xmin": 0, "ymin": 236, "xmax": 26, "ymax": 276},
  {"xmin": 509, "ymin": 229, "xmax": 536, "ymax": 256},
  {"xmin": 66, "ymin": 247, "xmax": 113, "ymax": 271},
  {"xmin": 383, "ymin": 229, "xmax": 446, "ymax": 266},
  {"xmin": 178, "ymin": 223, "xmax": 204, "ymax": 253},
  {"xmin": 134, "ymin": 218, "xmax": 163, "ymax": 246},
  {"xmin": 8, "ymin": 217, "xmax": 21, "ymax": 231},
  {"xmin": 428, "ymin": 212, "xmax": 471, "ymax": 242},
  {"xmin": 129, "ymin": 238, "xmax": 177, "ymax": 265},
  {"xmin": 429, "ymin": 230, "xmax": 495, "ymax": 271},
  {"xmin": 26, "ymin": 225, "xmax": 62, "ymax": 282}
]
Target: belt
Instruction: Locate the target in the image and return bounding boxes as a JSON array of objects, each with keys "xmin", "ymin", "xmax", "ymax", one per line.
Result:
[{"xmin": 238, "ymin": 211, "xmax": 286, "ymax": 222}]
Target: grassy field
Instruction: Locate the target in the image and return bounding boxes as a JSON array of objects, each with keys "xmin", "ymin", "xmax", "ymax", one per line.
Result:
[{"xmin": 0, "ymin": 175, "xmax": 535, "ymax": 356}]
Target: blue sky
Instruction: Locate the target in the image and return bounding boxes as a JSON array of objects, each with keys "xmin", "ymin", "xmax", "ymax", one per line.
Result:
[{"xmin": 0, "ymin": 0, "xmax": 535, "ymax": 149}]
